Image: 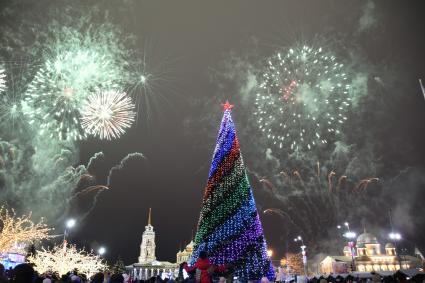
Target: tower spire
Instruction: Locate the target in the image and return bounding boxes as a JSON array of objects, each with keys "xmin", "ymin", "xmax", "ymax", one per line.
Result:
[{"xmin": 148, "ymin": 207, "xmax": 152, "ymax": 225}]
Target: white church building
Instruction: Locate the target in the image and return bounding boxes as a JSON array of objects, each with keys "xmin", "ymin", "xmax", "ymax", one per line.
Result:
[{"xmin": 127, "ymin": 209, "xmax": 179, "ymax": 280}]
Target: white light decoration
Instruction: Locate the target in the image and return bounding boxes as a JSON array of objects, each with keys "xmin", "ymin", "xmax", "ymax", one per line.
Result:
[
  {"xmin": 0, "ymin": 207, "xmax": 52, "ymax": 254},
  {"xmin": 28, "ymin": 241, "xmax": 107, "ymax": 277}
]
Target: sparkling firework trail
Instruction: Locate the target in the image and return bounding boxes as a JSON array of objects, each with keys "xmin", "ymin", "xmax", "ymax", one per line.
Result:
[
  {"xmin": 80, "ymin": 90, "xmax": 136, "ymax": 140},
  {"xmin": 0, "ymin": 96, "xmax": 21, "ymax": 129},
  {"xmin": 420, "ymin": 79, "xmax": 425, "ymax": 100},
  {"xmin": 0, "ymin": 68, "xmax": 6, "ymax": 93},
  {"xmin": 260, "ymin": 165, "xmax": 382, "ymax": 253},
  {"xmin": 0, "ymin": 61, "xmax": 33, "ymax": 132},
  {"xmin": 24, "ymin": 50, "xmax": 118, "ymax": 140},
  {"xmin": 255, "ymin": 45, "xmax": 351, "ymax": 151}
]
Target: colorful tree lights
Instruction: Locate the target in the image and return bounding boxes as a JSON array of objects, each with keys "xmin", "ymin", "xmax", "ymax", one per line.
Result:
[{"xmin": 191, "ymin": 102, "xmax": 274, "ymax": 280}]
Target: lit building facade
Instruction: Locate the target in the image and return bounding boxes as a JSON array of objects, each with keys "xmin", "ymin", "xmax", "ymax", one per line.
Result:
[
  {"xmin": 127, "ymin": 209, "xmax": 178, "ymax": 280},
  {"xmin": 176, "ymin": 240, "xmax": 194, "ymax": 264},
  {"xmin": 320, "ymin": 231, "xmax": 423, "ymax": 274}
]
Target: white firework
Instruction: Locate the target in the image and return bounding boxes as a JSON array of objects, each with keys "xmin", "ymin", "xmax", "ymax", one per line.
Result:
[
  {"xmin": 80, "ymin": 90, "xmax": 136, "ymax": 140},
  {"xmin": 0, "ymin": 68, "xmax": 6, "ymax": 93}
]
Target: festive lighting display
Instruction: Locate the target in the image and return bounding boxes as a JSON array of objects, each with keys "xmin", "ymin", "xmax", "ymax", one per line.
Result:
[
  {"xmin": 191, "ymin": 102, "xmax": 275, "ymax": 280},
  {"xmin": 28, "ymin": 241, "xmax": 107, "ymax": 277},
  {"xmin": 80, "ymin": 90, "xmax": 136, "ymax": 140},
  {"xmin": 24, "ymin": 50, "xmax": 118, "ymax": 140},
  {"xmin": 0, "ymin": 207, "xmax": 52, "ymax": 254},
  {"xmin": 280, "ymin": 253, "xmax": 304, "ymax": 275},
  {"xmin": 0, "ymin": 68, "xmax": 6, "ymax": 93},
  {"xmin": 254, "ymin": 45, "xmax": 351, "ymax": 151}
]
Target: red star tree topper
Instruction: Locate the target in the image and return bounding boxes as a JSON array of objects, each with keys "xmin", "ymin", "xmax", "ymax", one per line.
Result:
[{"xmin": 221, "ymin": 100, "xmax": 234, "ymax": 111}]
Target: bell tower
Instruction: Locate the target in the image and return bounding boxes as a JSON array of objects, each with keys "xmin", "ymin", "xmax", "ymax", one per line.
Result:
[{"xmin": 138, "ymin": 208, "xmax": 156, "ymax": 263}]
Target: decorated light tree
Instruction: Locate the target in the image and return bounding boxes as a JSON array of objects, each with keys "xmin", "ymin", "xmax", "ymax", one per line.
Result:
[
  {"xmin": 191, "ymin": 102, "xmax": 275, "ymax": 280},
  {"xmin": 0, "ymin": 207, "xmax": 52, "ymax": 254},
  {"xmin": 27, "ymin": 241, "xmax": 107, "ymax": 277}
]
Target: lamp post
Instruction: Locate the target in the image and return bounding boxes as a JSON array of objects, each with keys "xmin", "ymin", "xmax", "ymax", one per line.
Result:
[
  {"xmin": 64, "ymin": 218, "xmax": 76, "ymax": 242},
  {"xmin": 389, "ymin": 232, "xmax": 403, "ymax": 270},
  {"xmin": 98, "ymin": 246, "xmax": 106, "ymax": 256},
  {"xmin": 338, "ymin": 222, "xmax": 356, "ymax": 272},
  {"xmin": 294, "ymin": 236, "xmax": 307, "ymax": 276},
  {"xmin": 267, "ymin": 249, "xmax": 273, "ymax": 258},
  {"xmin": 388, "ymin": 209, "xmax": 403, "ymax": 270}
]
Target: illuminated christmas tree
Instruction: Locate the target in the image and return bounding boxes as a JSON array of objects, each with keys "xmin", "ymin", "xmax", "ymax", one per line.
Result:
[{"xmin": 191, "ymin": 102, "xmax": 275, "ymax": 280}]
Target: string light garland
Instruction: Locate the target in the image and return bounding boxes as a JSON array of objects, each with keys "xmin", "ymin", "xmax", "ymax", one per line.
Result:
[
  {"xmin": 28, "ymin": 241, "xmax": 107, "ymax": 277},
  {"xmin": 191, "ymin": 103, "xmax": 275, "ymax": 280},
  {"xmin": 0, "ymin": 207, "xmax": 52, "ymax": 254}
]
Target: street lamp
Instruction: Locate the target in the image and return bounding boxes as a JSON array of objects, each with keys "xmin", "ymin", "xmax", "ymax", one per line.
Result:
[
  {"xmin": 344, "ymin": 231, "xmax": 357, "ymax": 239},
  {"xmin": 64, "ymin": 218, "xmax": 76, "ymax": 242},
  {"xmin": 389, "ymin": 232, "xmax": 401, "ymax": 241},
  {"xmin": 66, "ymin": 219, "xmax": 76, "ymax": 229},
  {"xmin": 98, "ymin": 246, "xmax": 106, "ymax": 256},
  {"xmin": 267, "ymin": 249, "xmax": 273, "ymax": 258},
  {"xmin": 294, "ymin": 236, "xmax": 307, "ymax": 276},
  {"xmin": 339, "ymin": 222, "xmax": 356, "ymax": 272},
  {"xmin": 389, "ymin": 232, "xmax": 403, "ymax": 270}
]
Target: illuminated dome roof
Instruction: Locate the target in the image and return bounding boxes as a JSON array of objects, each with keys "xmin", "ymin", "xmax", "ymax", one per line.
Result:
[
  {"xmin": 185, "ymin": 240, "xmax": 194, "ymax": 252},
  {"xmin": 356, "ymin": 232, "xmax": 379, "ymax": 245},
  {"xmin": 385, "ymin": 243, "xmax": 395, "ymax": 249}
]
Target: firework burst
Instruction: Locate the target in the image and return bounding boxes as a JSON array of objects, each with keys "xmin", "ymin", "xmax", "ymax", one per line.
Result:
[
  {"xmin": 255, "ymin": 45, "xmax": 351, "ymax": 152},
  {"xmin": 80, "ymin": 90, "xmax": 136, "ymax": 140},
  {"xmin": 24, "ymin": 49, "xmax": 119, "ymax": 140},
  {"xmin": 123, "ymin": 45, "xmax": 180, "ymax": 124},
  {"xmin": 0, "ymin": 61, "xmax": 34, "ymax": 133}
]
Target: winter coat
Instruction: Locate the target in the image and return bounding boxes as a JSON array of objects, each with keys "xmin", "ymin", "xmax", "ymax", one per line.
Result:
[{"xmin": 184, "ymin": 258, "xmax": 226, "ymax": 283}]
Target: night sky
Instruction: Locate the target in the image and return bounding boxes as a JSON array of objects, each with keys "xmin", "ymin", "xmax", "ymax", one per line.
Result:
[{"xmin": 1, "ymin": 0, "xmax": 425, "ymax": 266}]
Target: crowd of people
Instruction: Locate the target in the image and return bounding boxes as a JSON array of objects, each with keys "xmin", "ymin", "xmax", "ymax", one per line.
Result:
[
  {"xmin": 0, "ymin": 263, "xmax": 129, "ymax": 283},
  {"xmin": 1, "ymin": 253, "xmax": 424, "ymax": 283},
  {"xmin": 308, "ymin": 272, "xmax": 425, "ymax": 283}
]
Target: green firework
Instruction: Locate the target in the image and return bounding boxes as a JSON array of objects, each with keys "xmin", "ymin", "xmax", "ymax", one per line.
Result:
[{"xmin": 24, "ymin": 49, "xmax": 120, "ymax": 140}]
